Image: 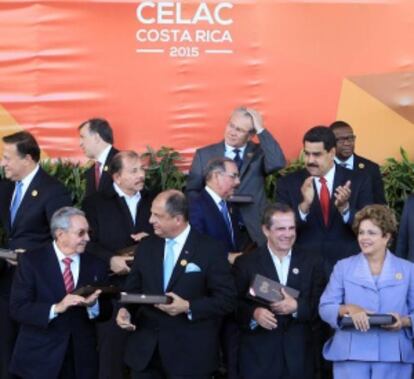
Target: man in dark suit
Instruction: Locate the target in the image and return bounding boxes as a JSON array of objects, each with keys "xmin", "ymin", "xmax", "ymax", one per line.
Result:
[
  {"xmin": 79, "ymin": 118, "xmax": 119, "ymax": 198},
  {"xmin": 233, "ymin": 203, "xmax": 324, "ymax": 379},
  {"xmin": 329, "ymin": 120, "xmax": 385, "ymax": 204},
  {"xmin": 82, "ymin": 150, "xmax": 155, "ymax": 379},
  {"xmin": 0, "ymin": 131, "xmax": 72, "ymax": 379},
  {"xmin": 396, "ymin": 195, "xmax": 414, "ymax": 261},
  {"xmin": 116, "ymin": 190, "xmax": 237, "ymax": 379},
  {"xmin": 189, "ymin": 157, "xmax": 241, "ymax": 264},
  {"xmin": 186, "ymin": 107, "xmax": 286, "ymax": 248},
  {"xmin": 9, "ymin": 207, "xmax": 109, "ymax": 379},
  {"xmin": 275, "ymin": 126, "xmax": 373, "ymax": 276}
]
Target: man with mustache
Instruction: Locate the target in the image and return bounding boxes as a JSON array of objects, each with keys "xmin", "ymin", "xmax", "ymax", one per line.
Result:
[
  {"xmin": 275, "ymin": 126, "xmax": 373, "ymax": 277},
  {"xmin": 82, "ymin": 151, "xmax": 155, "ymax": 379}
]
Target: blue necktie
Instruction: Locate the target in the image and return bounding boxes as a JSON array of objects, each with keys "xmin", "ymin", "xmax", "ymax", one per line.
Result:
[
  {"xmin": 219, "ymin": 200, "xmax": 234, "ymax": 245},
  {"xmin": 10, "ymin": 181, "xmax": 23, "ymax": 225},
  {"xmin": 163, "ymin": 239, "xmax": 176, "ymax": 292},
  {"xmin": 233, "ymin": 148, "xmax": 243, "ymax": 171}
]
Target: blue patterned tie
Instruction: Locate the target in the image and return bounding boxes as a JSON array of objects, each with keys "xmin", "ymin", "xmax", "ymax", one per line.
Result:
[
  {"xmin": 10, "ymin": 181, "xmax": 23, "ymax": 225},
  {"xmin": 233, "ymin": 148, "xmax": 243, "ymax": 171},
  {"xmin": 219, "ymin": 200, "xmax": 234, "ymax": 244},
  {"xmin": 163, "ymin": 239, "xmax": 176, "ymax": 292}
]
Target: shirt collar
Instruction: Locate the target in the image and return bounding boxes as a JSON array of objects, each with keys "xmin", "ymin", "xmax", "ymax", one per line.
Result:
[
  {"xmin": 97, "ymin": 145, "xmax": 112, "ymax": 166},
  {"xmin": 335, "ymin": 154, "xmax": 354, "ymax": 169},
  {"xmin": 204, "ymin": 185, "xmax": 223, "ymax": 206},
  {"xmin": 113, "ymin": 182, "xmax": 141, "ymax": 201},
  {"xmin": 267, "ymin": 244, "xmax": 292, "ymax": 262},
  {"xmin": 19, "ymin": 164, "xmax": 40, "ymax": 188},
  {"xmin": 320, "ymin": 163, "xmax": 336, "ymax": 184},
  {"xmin": 224, "ymin": 143, "xmax": 247, "ymax": 156},
  {"xmin": 53, "ymin": 240, "xmax": 80, "ymax": 264},
  {"xmin": 167, "ymin": 224, "xmax": 191, "ymax": 246}
]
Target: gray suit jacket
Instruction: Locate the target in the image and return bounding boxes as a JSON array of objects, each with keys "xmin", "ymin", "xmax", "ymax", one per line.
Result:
[
  {"xmin": 186, "ymin": 129, "xmax": 286, "ymax": 245},
  {"xmin": 396, "ymin": 195, "xmax": 414, "ymax": 261}
]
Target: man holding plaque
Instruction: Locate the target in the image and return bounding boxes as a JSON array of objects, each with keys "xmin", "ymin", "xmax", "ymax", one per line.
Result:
[
  {"xmin": 0, "ymin": 131, "xmax": 72, "ymax": 379},
  {"xmin": 9, "ymin": 207, "xmax": 109, "ymax": 379},
  {"xmin": 82, "ymin": 150, "xmax": 154, "ymax": 379},
  {"xmin": 117, "ymin": 190, "xmax": 237, "ymax": 379},
  {"xmin": 233, "ymin": 203, "xmax": 324, "ymax": 379}
]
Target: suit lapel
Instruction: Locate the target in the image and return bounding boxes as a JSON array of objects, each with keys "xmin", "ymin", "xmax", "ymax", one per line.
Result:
[
  {"xmin": 239, "ymin": 142, "xmax": 256, "ymax": 178},
  {"xmin": 166, "ymin": 230, "xmax": 196, "ymax": 291},
  {"xmin": 152, "ymin": 238, "xmax": 165, "ymax": 293},
  {"xmin": 1, "ymin": 182, "xmax": 14, "ymax": 234},
  {"xmin": 43, "ymin": 244, "xmax": 67, "ymax": 299},
  {"xmin": 346, "ymin": 254, "xmax": 377, "ymax": 291},
  {"xmin": 286, "ymin": 249, "xmax": 302, "ymax": 290},
  {"xmin": 258, "ymin": 246, "xmax": 280, "ymax": 282},
  {"xmin": 116, "ymin": 195, "xmax": 135, "ymax": 231}
]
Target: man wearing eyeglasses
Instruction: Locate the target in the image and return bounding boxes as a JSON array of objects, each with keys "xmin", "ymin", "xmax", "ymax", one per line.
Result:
[
  {"xmin": 329, "ymin": 121, "xmax": 385, "ymax": 204},
  {"xmin": 9, "ymin": 207, "xmax": 110, "ymax": 379},
  {"xmin": 186, "ymin": 107, "xmax": 286, "ymax": 250}
]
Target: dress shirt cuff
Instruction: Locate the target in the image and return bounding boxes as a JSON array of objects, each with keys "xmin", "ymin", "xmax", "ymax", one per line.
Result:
[
  {"xmin": 298, "ymin": 206, "xmax": 308, "ymax": 221},
  {"xmin": 341, "ymin": 208, "xmax": 350, "ymax": 223},
  {"xmin": 186, "ymin": 308, "xmax": 193, "ymax": 321},
  {"xmin": 249, "ymin": 319, "xmax": 258, "ymax": 330},
  {"xmin": 87, "ymin": 301, "xmax": 100, "ymax": 319},
  {"xmin": 49, "ymin": 305, "xmax": 58, "ymax": 321}
]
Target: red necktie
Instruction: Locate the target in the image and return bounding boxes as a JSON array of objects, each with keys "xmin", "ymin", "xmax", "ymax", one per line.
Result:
[
  {"xmin": 94, "ymin": 161, "xmax": 101, "ymax": 190},
  {"xmin": 319, "ymin": 177, "xmax": 330, "ymax": 226},
  {"xmin": 62, "ymin": 257, "xmax": 75, "ymax": 293}
]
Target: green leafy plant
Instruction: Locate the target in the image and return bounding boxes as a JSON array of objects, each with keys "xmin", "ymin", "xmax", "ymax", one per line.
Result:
[
  {"xmin": 141, "ymin": 146, "xmax": 186, "ymax": 193},
  {"xmin": 381, "ymin": 148, "xmax": 414, "ymax": 218}
]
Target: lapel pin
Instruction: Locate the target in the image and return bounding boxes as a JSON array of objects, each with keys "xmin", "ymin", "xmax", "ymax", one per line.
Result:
[
  {"xmin": 180, "ymin": 259, "xmax": 188, "ymax": 267},
  {"xmin": 358, "ymin": 163, "xmax": 365, "ymax": 169},
  {"xmin": 247, "ymin": 152, "xmax": 254, "ymax": 159},
  {"xmin": 31, "ymin": 190, "xmax": 38, "ymax": 197},
  {"xmin": 395, "ymin": 272, "xmax": 403, "ymax": 280},
  {"xmin": 184, "ymin": 250, "xmax": 189, "ymax": 255},
  {"xmin": 103, "ymin": 165, "xmax": 109, "ymax": 172},
  {"xmin": 292, "ymin": 267, "xmax": 299, "ymax": 275}
]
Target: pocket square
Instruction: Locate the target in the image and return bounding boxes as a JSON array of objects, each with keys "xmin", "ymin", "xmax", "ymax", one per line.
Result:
[{"xmin": 185, "ymin": 262, "xmax": 201, "ymax": 273}]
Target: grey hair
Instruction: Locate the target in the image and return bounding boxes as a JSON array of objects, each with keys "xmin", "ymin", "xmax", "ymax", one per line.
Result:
[
  {"xmin": 204, "ymin": 157, "xmax": 236, "ymax": 182},
  {"xmin": 50, "ymin": 207, "xmax": 85, "ymax": 239}
]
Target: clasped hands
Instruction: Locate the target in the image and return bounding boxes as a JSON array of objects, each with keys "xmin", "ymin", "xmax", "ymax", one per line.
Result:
[
  {"xmin": 116, "ymin": 292, "xmax": 190, "ymax": 332},
  {"xmin": 300, "ymin": 177, "xmax": 351, "ymax": 215},
  {"xmin": 54, "ymin": 289, "xmax": 101, "ymax": 314},
  {"xmin": 253, "ymin": 288, "xmax": 297, "ymax": 331}
]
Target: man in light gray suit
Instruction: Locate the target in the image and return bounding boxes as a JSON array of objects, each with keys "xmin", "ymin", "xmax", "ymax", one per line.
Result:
[
  {"xmin": 186, "ymin": 107, "xmax": 286, "ymax": 248},
  {"xmin": 396, "ymin": 195, "xmax": 414, "ymax": 261}
]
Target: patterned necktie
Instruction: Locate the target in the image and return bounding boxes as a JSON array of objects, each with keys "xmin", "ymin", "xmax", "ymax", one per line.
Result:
[
  {"xmin": 10, "ymin": 181, "xmax": 23, "ymax": 225},
  {"xmin": 62, "ymin": 257, "xmax": 75, "ymax": 293},
  {"xmin": 163, "ymin": 239, "xmax": 176, "ymax": 292},
  {"xmin": 94, "ymin": 161, "xmax": 102, "ymax": 190},
  {"xmin": 339, "ymin": 162, "xmax": 348, "ymax": 169},
  {"xmin": 219, "ymin": 200, "xmax": 234, "ymax": 244},
  {"xmin": 319, "ymin": 177, "xmax": 330, "ymax": 226},
  {"xmin": 233, "ymin": 148, "xmax": 243, "ymax": 171}
]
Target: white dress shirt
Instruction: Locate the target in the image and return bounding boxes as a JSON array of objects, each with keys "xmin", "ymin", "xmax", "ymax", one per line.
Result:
[
  {"xmin": 10, "ymin": 165, "xmax": 39, "ymax": 205},
  {"xmin": 113, "ymin": 183, "xmax": 141, "ymax": 223},
  {"xmin": 96, "ymin": 145, "xmax": 112, "ymax": 173}
]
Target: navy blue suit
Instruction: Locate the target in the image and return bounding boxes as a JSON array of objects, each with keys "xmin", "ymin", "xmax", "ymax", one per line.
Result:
[
  {"xmin": 9, "ymin": 244, "xmax": 109, "ymax": 379},
  {"xmin": 275, "ymin": 165, "xmax": 373, "ymax": 276},
  {"xmin": 189, "ymin": 189, "xmax": 238, "ymax": 253},
  {"xmin": 0, "ymin": 168, "xmax": 71, "ymax": 379}
]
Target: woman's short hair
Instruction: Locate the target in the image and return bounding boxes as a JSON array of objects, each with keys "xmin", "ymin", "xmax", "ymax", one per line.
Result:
[{"xmin": 352, "ymin": 204, "xmax": 397, "ymax": 237}]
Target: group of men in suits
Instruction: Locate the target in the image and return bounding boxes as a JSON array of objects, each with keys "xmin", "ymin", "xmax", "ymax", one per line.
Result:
[{"xmin": 0, "ymin": 108, "xmax": 396, "ymax": 379}]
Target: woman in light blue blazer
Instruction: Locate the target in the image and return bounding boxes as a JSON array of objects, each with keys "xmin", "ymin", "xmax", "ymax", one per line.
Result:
[{"xmin": 319, "ymin": 204, "xmax": 414, "ymax": 379}]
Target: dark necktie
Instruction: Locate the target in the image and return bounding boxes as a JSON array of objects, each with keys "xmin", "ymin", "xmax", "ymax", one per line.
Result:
[
  {"xmin": 219, "ymin": 200, "xmax": 234, "ymax": 244},
  {"xmin": 339, "ymin": 162, "xmax": 349, "ymax": 169},
  {"xmin": 233, "ymin": 148, "xmax": 243, "ymax": 172},
  {"xmin": 319, "ymin": 177, "xmax": 330, "ymax": 226},
  {"xmin": 62, "ymin": 257, "xmax": 75, "ymax": 293},
  {"xmin": 94, "ymin": 161, "xmax": 101, "ymax": 190}
]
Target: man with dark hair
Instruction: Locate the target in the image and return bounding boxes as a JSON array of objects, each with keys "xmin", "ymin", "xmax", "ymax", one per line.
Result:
[
  {"xmin": 82, "ymin": 150, "xmax": 154, "ymax": 379},
  {"xmin": 0, "ymin": 131, "xmax": 72, "ymax": 379},
  {"xmin": 186, "ymin": 107, "xmax": 286, "ymax": 248},
  {"xmin": 329, "ymin": 120, "xmax": 385, "ymax": 204},
  {"xmin": 189, "ymin": 157, "xmax": 241, "ymax": 263},
  {"xmin": 275, "ymin": 126, "xmax": 373, "ymax": 276},
  {"xmin": 233, "ymin": 203, "xmax": 324, "ymax": 379},
  {"xmin": 9, "ymin": 207, "xmax": 109, "ymax": 379},
  {"xmin": 79, "ymin": 118, "xmax": 119, "ymax": 197},
  {"xmin": 116, "ymin": 190, "xmax": 236, "ymax": 379}
]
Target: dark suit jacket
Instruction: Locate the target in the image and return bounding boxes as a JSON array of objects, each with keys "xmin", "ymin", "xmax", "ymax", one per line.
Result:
[
  {"xmin": 275, "ymin": 165, "xmax": 373, "ymax": 275},
  {"xmin": 186, "ymin": 129, "xmax": 286, "ymax": 245},
  {"xmin": 82, "ymin": 187, "xmax": 154, "ymax": 264},
  {"xmin": 189, "ymin": 189, "xmax": 239, "ymax": 252},
  {"xmin": 123, "ymin": 229, "xmax": 237, "ymax": 375},
  {"xmin": 9, "ymin": 244, "xmax": 110, "ymax": 379},
  {"xmin": 233, "ymin": 246, "xmax": 324, "ymax": 379},
  {"xmin": 353, "ymin": 154, "xmax": 385, "ymax": 204},
  {"xmin": 396, "ymin": 195, "xmax": 414, "ymax": 262},
  {"xmin": 84, "ymin": 147, "xmax": 119, "ymax": 198},
  {"xmin": 0, "ymin": 168, "xmax": 72, "ymax": 297}
]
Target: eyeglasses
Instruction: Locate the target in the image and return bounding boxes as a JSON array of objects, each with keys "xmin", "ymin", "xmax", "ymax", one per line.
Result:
[
  {"xmin": 336, "ymin": 135, "xmax": 356, "ymax": 143},
  {"xmin": 219, "ymin": 171, "xmax": 240, "ymax": 180},
  {"xmin": 68, "ymin": 229, "xmax": 90, "ymax": 237},
  {"xmin": 227, "ymin": 123, "xmax": 253, "ymax": 135}
]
